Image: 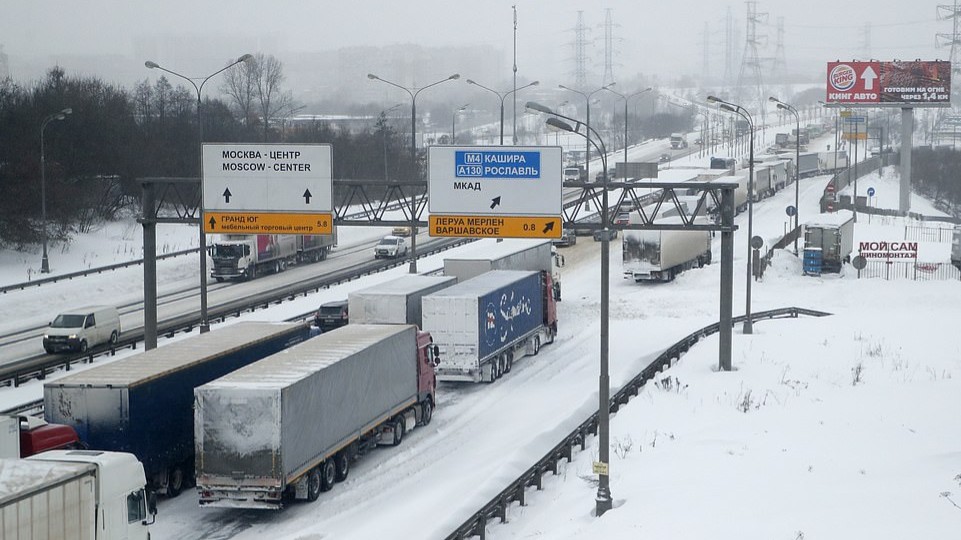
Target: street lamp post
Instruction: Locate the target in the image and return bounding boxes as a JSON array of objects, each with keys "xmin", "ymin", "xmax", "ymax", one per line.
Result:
[
  {"xmin": 527, "ymin": 100, "xmax": 613, "ymax": 517},
  {"xmin": 769, "ymin": 97, "xmax": 801, "ymax": 255},
  {"xmin": 559, "ymin": 83, "xmax": 615, "ymax": 182},
  {"xmin": 465, "ymin": 79, "xmax": 539, "ymax": 145},
  {"xmin": 368, "ymin": 72, "xmax": 460, "ymax": 273},
  {"xmin": 145, "ymin": 54, "xmax": 253, "ymax": 334},
  {"xmin": 39, "ymin": 108, "xmax": 72, "ymax": 273},
  {"xmin": 604, "ymin": 87, "xmax": 652, "ymax": 177},
  {"xmin": 709, "ymin": 96, "xmax": 755, "ymax": 334},
  {"xmin": 451, "ymin": 103, "xmax": 469, "ymax": 144}
]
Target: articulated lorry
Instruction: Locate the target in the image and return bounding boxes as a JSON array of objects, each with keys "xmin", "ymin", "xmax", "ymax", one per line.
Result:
[
  {"xmin": 818, "ymin": 151, "xmax": 849, "ymax": 173},
  {"xmin": 804, "ymin": 212, "xmax": 855, "ymax": 273},
  {"xmin": 209, "ymin": 232, "xmax": 336, "ymax": 281},
  {"xmin": 670, "ymin": 133, "xmax": 688, "ymax": 149},
  {"xmin": 195, "ymin": 323, "xmax": 439, "ymax": 509},
  {"xmin": 43, "ymin": 322, "xmax": 315, "ymax": 496},
  {"xmin": 443, "ymin": 238, "xmax": 561, "ymax": 300},
  {"xmin": 797, "ymin": 152, "xmax": 820, "ymax": 178},
  {"xmin": 623, "ymin": 209, "xmax": 712, "ymax": 282},
  {"xmin": 349, "ymin": 274, "xmax": 457, "ymax": 327},
  {"xmin": 0, "ymin": 450, "xmax": 156, "ymax": 540},
  {"xmin": 423, "ymin": 269, "xmax": 557, "ymax": 383}
]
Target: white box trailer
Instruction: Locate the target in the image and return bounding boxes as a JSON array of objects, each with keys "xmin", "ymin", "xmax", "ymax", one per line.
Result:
[
  {"xmin": 623, "ymin": 214, "xmax": 712, "ymax": 282},
  {"xmin": 349, "ymin": 274, "xmax": 457, "ymax": 327},
  {"xmin": 195, "ymin": 324, "xmax": 437, "ymax": 509},
  {"xmin": 804, "ymin": 211, "xmax": 855, "ymax": 273},
  {"xmin": 443, "ymin": 239, "xmax": 553, "ymax": 283},
  {"xmin": 0, "ymin": 450, "xmax": 154, "ymax": 540},
  {"xmin": 710, "ymin": 174, "xmax": 749, "ymax": 214}
]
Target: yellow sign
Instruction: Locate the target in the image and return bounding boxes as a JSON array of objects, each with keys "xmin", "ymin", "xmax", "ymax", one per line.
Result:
[
  {"xmin": 429, "ymin": 215, "xmax": 562, "ymax": 239},
  {"xmin": 842, "ymin": 132, "xmax": 868, "ymax": 141},
  {"xmin": 839, "ymin": 110, "xmax": 852, "ymax": 118},
  {"xmin": 203, "ymin": 211, "xmax": 333, "ymax": 235},
  {"xmin": 592, "ymin": 461, "xmax": 609, "ymax": 475}
]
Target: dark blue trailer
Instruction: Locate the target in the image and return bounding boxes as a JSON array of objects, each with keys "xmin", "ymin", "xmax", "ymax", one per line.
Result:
[
  {"xmin": 423, "ymin": 270, "xmax": 558, "ymax": 383},
  {"xmin": 43, "ymin": 321, "xmax": 314, "ymax": 496}
]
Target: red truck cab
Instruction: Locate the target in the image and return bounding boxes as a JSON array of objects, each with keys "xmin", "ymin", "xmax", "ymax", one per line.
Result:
[
  {"xmin": 19, "ymin": 416, "xmax": 82, "ymax": 457},
  {"xmin": 415, "ymin": 330, "xmax": 440, "ymax": 422}
]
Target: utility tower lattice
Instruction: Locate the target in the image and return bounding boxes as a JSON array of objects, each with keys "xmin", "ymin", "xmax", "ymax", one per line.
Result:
[
  {"xmin": 723, "ymin": 7, "xmax": 738, "ymax": 88},
  {"xmin": 600, "ymin": 8, "xmax": 618, "ymax": 86},
  {"xmin": 701, "ymin": 22, "xmax": 711, "ymax": 83},
  {"xmin": 735, "ymin": 1, "xmax": 767, "ymax": 124},
  {"xmin": 935, "ymin": 1, "xmax": 961, "ymax": 142},
  {"xmin": 770, "ymin": 17, "xmax": 787, "ymax": 84},
  {"xmin": 570, "ymin": 11, "xmax": 590, "ymax": 88}
]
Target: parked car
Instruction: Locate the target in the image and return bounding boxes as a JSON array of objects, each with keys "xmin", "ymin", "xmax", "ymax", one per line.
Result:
[
  {"xmin": 314, "ymin": 300, "xmax": 349, "ymax": 332},
  {"xmin": 391, "ymin": 226, "xmax": 412, "ymax": 237},
  {"xmin": 374, "ymin": 236, "xmax": 409, "ymax": 259},
  {"xmin": 43, "ymin": 305, "xmax": 121, "ymax": 354},
  {"xmin": 552, "ymin": 229, "xmax": 577, "ymax": 247}
]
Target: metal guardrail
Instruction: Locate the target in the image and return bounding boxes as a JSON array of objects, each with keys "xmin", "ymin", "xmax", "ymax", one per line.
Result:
[
  {"xmin": 0, "ymin": 237, "xmax": 472, "ymax": 392},
  {"xmin": 0, "ymin": 248, "xmax": 200, "ymax": 294},
  {"xmin": 445, "ymin": 306, "xmax": 832, "ymax": 540}
]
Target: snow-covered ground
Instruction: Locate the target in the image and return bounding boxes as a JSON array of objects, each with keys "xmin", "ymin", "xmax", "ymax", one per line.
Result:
[{"xmin": 0, "ymin": 144, "xmax": 958, "ymax": 538}]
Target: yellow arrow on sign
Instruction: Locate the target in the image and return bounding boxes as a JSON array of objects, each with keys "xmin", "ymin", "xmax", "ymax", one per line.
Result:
[
  {"xmin": 429, "ymin": 215, "xmax": 562, "ymax": 239},
  {"xmin": 204, "ymin": 211, "xmax": 333, "ymax": 235}
]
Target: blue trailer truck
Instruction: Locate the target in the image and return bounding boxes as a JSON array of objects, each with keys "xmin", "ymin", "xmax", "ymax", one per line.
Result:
[
  {"xmin": 422, "ymin": 269, "xmax": 558, "ymax": 383},
  {"xmin": 42, "ymin": 321, "xmax": 315, "ymax": 496}
]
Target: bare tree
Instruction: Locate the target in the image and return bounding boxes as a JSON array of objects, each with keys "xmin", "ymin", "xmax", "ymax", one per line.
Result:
[
  {"xmin": 251, "ymin": 53, "xmax": 296, "ymax": 141},
  {"xmin": 220, "ymin": 59, "xmax": 257, "ymax": 128}
]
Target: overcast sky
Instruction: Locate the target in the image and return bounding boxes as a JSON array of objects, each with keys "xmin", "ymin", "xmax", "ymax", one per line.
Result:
[{"xmin": 1, "ymin": 0, "xmax": 946, "ymax": 86}]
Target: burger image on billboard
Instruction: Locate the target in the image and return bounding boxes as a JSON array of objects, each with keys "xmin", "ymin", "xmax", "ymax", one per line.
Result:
[
  {"xmin": 879, "ymin": 60, "xmax": 952, "ymax": 103},
  {"xmin": 830, "ymin": 64, "xmax": 857, "ymax": 91}
]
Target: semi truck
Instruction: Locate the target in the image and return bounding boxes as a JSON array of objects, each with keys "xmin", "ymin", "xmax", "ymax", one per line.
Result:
[
  {"xmin": 819, "ymin": 151, "xmax": 849, "ymax": 173},
  {"xmin": 753, "ymin": 165, "xmax": 774, "ymax": 200},
  {"xmin": 349, "ymin": 274, "xmax": 457, "ymax": 327},
  {"xmin": 623, "ymin": 214, "xmax": 712, "ymax": 282},
  {"xmin": 804, "ymin": 212, "xmax": 855, "ymax": 273},
  {"xmin": 444, "ymin": 238, "xmax": 561, "ymax": 300},
  {"xmin": 0, "ymin": 414, "xmax": 82, "ymax": 459},
  {"xmin": 0, "ymin": 450, "xmax": 156, "ymax": 540},
  {"xmin": 670, "ymin": 133, "xmax": 688, "ymax": 149},
  {"xmin": 43, "ymin": 321, "xmax": 315, "ymax": 496},
  {"xmin": 423, "ymin": 269, "xmax": 557, "ymax": 383},
  {"xmin": 194, "ymin": 323, "xmax": 439, "ymax": 509},
  {"xmin": 209, "ymin": 232, "xmax": 336, "ymax": 281}
]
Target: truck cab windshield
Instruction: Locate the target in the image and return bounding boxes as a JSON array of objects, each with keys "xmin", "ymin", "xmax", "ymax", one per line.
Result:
[{"xmin": 212, "ymin": 245, "xmax": 248, "ymax": 258}]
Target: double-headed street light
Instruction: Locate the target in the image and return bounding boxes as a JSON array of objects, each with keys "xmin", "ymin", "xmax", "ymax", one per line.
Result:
[
  {"xmin": 39, "ymin": 108, "xmax": 73, "ymax": 274},
  {"xmin": 527, "ymin": 99, "xmax": 614, "ymax": 517},
  {"xmin": 465, "ymin": 79, "xmax": 539, "ymax": 145},
  {"xmin": 604, "ymin": 87, "xmax": 653, "ymax": 177},
  {"xmin": 769, "ymin": 97, "xmax": 801, "ymax": 255},
  {"xmin": 145, "ymin": 54, "xmax": 254, "ymax": 334},
  {"xmin": 559, "ymin": 83, "xmax": 615, "ymax": 182},
  {"xmin": 367, "ymin": 72, "xmax": 460, "ymax": 273},
  {"xmin": 708, "ymin": 95, "xmax": 755, "ymax": 334}
]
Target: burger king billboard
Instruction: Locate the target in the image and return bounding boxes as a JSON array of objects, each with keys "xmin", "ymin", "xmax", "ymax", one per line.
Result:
[{"xmin": 826, "ymin": 60, "xmax": 951, "ymax": 106}]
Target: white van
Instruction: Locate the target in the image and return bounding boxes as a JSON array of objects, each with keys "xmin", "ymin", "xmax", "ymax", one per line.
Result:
[{"xmin": 42, "ymin": 305, "xmax": 121, "ymax": 354}]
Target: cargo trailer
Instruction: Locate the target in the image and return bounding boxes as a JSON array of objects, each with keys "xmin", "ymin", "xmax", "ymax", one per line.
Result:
[
  {"xmin": 43, "ymin": 321, "xmax": 314, "ymax": 496},
  {"xmin": 349, "ymin": 274, "xmax": 456, "ymax": 327}
]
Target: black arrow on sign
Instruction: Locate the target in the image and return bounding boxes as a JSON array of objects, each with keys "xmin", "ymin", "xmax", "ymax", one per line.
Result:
[
  {"xmin": 208, "ymin": 216, "xmax": 217, "ymax": 230},
  {"xmin": 303, "ymin": 189, "xmax": 312, "ymax": 204},
  {"xmin": 490, "ymin": 196, "xmax": 501, "ymax": 210},
  {"xmin": 542, "ymin": 221, "xmax": 555, "ymax": 234},
  {"xmin": 222, "ymin": 188, "xmax": 232, "ymax": 203}
]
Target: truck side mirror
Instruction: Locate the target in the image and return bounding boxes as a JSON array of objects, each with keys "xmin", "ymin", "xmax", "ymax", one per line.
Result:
[
  {"xmin": 148, "ymin": 490, "xmax": 158, "ymax": 516},
  {"xmin": 431, "ymin": 345, "xmax": 441, "ymax": 366}
]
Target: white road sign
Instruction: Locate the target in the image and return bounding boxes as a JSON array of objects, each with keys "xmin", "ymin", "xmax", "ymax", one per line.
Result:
[
  {"xmin": 427, "ymin": 146, "xmax": 562, "ymax": 216},
  {"xmin": 202, "ymin": 143, "xmax": 332, "ymax": 212}
]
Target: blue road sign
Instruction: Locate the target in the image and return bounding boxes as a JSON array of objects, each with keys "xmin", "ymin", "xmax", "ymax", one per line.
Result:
[
  {"xmin": 786, "ymin": 205, "xmax": 797, "ymax": 217},
  {"xmin": 867, "ymin": 187, "xmax": 876, "ymax": 196},
  {"xmin": 455, "ymin": 151, "xmax": 541, "ymax": 179}
]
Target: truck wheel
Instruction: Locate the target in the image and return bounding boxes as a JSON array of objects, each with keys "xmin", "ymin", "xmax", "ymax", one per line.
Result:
[
  {"xmin": 215, "ymin": 277, "xmax": 224, "ymax": 283},
  {"xmin": 504, "ymin": 352, "xmax": 514, "ymax": 373},
  {"xmin": 320, "ymin": 459, "xmax": 336, "ymax": 492},
  {"xmin": 391, "ymin": 419, "xmax": 405, "ymax": 446},
  {"xmin": 420, "ymin": 400, "xmax": 433, "ymax": 426},
  {"xmin": 486, "ymin": 363, "xmax": 496, "ymax": 383},
  {"xmin": 167, "ymin": 467, "xmax": 184, "ymax": 497},
  {"xmin": 306, "ymin": 468, "xmax": 322, "ymax": 501},
  {"xmin": 334, "ymin": 452, "xmax": 350, "ymax": 482}
]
